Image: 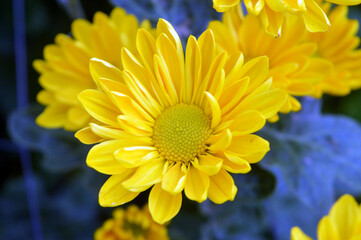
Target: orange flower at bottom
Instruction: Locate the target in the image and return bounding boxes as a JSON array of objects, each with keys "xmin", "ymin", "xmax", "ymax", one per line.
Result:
[{"xmin": 95, "ymin": 205, "xmax": 169, "ymax": 240}]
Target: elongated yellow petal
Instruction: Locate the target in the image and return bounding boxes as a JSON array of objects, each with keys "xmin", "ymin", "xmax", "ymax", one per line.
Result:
[
  {"xmin": 110, "ymin": 92, "xmax": 154, "ymax": 123},
  {"xmin": 205, "ymin": 92, "xmax": 221, "ymax": 129},
  {"xmin": 75, "ymin": 127, "xmax": 103, "ymax": 144},
  {"xmin": 207, "ymin": 129, "xmax": 232, "ymax": 153},
  {"xmin": 162, "ymin": 163, "xmax": 186, "ymax": 194},
  {"xmin": 234, "ymin": 88, "xmax": 288, "ymax": 119},
  {"xmin": 185, "ymin": 36, "xmax": 201, "ymax": 104},
  {"xmin": 78, "ymin": 89, "xmax": 120, "ymax": 126},
  {"xmin": 317, "ymin": 216, "xmax": 338, "ymax": 240},
  {"xmin": 149, "ymin": 183, "xmax": 182, "ymax": 224},
  {"xmin": 229, "ymin": 110, "xmax": 266, "ymax": 136},
  {"xmin": 213, "ymin": 0, "xmax": 240, "ymax": 12},
  {"xmin": 226, "ymin": 135, "xmax": 270, "ymax": 163},
  {"xmin": 36, "ymin": 104, "xmax": 69, "ymax": 129},
  {"xmin": 156, "ymin": 33, "xmax": 184, "ymax": 98},
  {"xmin": 89, "ymin": 58, "xmax": 123, "ymax": 85},
  {"xmin": 327, "ymin": 0, "xmax": 361, "ymax": 5},
  {"xmin": 114, "ymin": 146, "xmax": 158, "ymax": 168},
  {"xmin": 99, "ymin": 171, "xmax": 139, "ymax": 207},
  {"xmin": 89, "ymin": 123, "xmax": 128, "ymax": 140},
  {"xmin": 87, "ymin": 139, "xmax": 144, "ymax": 175},
  {"xmin": 303, "ymin": 0, "xmax": 330, "ymax": 32},
  {"xmin": 193, "ymin": 155, "xmax": 223, "ymax": 176},
  {"xmin": 291, "ymin": 227, "xmax": 313, "ymax": 240},
  {"xmin": 244, "ymin": 0, "xmax": 265, "ymax": 15},
  {"xmin": 136, "ymin": 29, "xmax": 156, "ymax": 72},
  {"xmin": 328, "ymin": 194, "xmax": 360, "ymax": 240},
  {"xmin": 122, "ymin": 159, "xmax": 165, "ymax": 192},
  {"xmin": 184, "ymin": 166, "xmax": 209, "ymax": 202},
  {"xmin": 259, "ymin": 5, "xmax": 283, "ymax": 37},
  {"xmin": 117, "ymin": 115, "xmax": 153, "ymax": 137},
  {"xmin": 208, "ymin": 169, "xmax": 237, "ymax": 204},
  {"xmin": 222, "ymin": 157, "xmax": 251, "ymax": 174}
]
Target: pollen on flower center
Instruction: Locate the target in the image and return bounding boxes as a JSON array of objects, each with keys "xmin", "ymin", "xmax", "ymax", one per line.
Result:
[{"xmin": 153, "ymin": 104, "xmax": 211, "ymax": 163}]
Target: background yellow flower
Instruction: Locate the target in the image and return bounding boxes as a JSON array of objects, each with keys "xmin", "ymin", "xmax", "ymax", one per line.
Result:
[
  {"xmin": 209, "ymin": 5, "xmax": 325, "ymax": 121},
  {"xmin": 34, "ymin": 8, "xmax": 154, "ymax": 131},
  {"xmin": 94, "ymin": 205, "xmax": 169, "ymax": 240},
  {"xmin": 305, "ymin": 4, "xmax": 361, "ymax": 97},
  {"xmin": 212, "ymin": 0, "xmax": 360, "ymax": 37},
  {"xmin": 291, "ymin": 194, "xmax": 361, "ymax": 240},
  {"xmin": 76, "ymin": 19, "xmax": 287, "ymax": 223}
]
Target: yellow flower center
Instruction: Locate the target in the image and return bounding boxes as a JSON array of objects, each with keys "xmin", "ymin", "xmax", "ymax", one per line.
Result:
[{"xmin": 153, "ymin": 104, "xmax": 211, "ymax": 163}]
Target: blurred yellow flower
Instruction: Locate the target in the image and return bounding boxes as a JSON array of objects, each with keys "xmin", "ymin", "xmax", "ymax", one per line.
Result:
[
  {"xmin": 75, "ymin": 19, "xmax": 287, "ymax": 223},
  {"xmin": 291, "ymin": 194, "xmax": 361, "ymax": 240},
  {"xmin": 209, "ymin": 6, "xmax": 325, "ymax": 121},
  {"xmin": 94, "ymin": 205, "xmax": 169, "ymax": 240},
  {"xmin": 212, "ymin": 0, "xmax": 360, "ymax": 37},
  {"xmin": 306, "ymin": 4, "xmax": 361, "ymax": 97},
  {"xmin": 34, "ymin": 8, "xmax": 154, "ymax": 131}
]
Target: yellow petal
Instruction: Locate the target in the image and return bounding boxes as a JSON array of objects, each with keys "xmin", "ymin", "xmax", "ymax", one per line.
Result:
[
  {"xmin": 37, "ymin": 90, "xmax": 55, "ymax": 105},
  {"xmin": 149, "ymin": 183, "xmax": 182, "ymax": 224},
  {"xmin": 291, "ymin": 227, "xmax": 313, "ymax": 240},
  {"xmin": 114, "ymin": 146, "xmax": 158, "ymax": 168},
  {"xmin": 67, "ymin": 107, "xmax": 90, "ymax": 127},
  {"xmin": 207, "ymin": 129, "xmax": 232, "ymax": 153},
  {"xmin": 89, "ymin": 58, "xmax": 123, "ymax": 85},
  {"xmin": 226, "ymin": 135, "xmax": 270, "ymax": 163},
  {"xmin": 110, "ymin": 92, "xmax": 154, "ymax": 123},
  {"xmin": 327, "ymin": 0, "xmax": 361, "ymax": 5},
  {"xmin": 236, "ymin": 88, "xmax": 288, "ymax": 119},
  {"xmin": 260, "ymin": 5, "xmax": 283, "ymax": 37},
  {"xmin": 99, "ymin": 172, "xmax": 139, "ymax": 207},
  {"xmin": 303, "ymin": 0, "xmax": 330, "ymax": 32},
  {"xmin": 193, "ymin": 154, "xmax": 223, "ymax": 176},
  {"xmin": 86, "ymin": 139, "xmax": 142, "ymax": 175},
  {"xmin": 156, "ymin": 33, "xmax": 184, "ymax": 98},
  {"xmin": 75, "ymin": 127, "xmax": 103, "ymax": 144},
  {"xmin": 156, "ymin": 19, "xmax": 184, "ymax": 61},
  {"xmin": 244, "ymin": 0, "xmax": 265, "ymax": 15},
  {"xmin": 205, "ymin": 92, "xmax": 221, "ymax": 129},
  {"xmin": 162, "ymin": 163, "xmax": 186, "ymax": 194},
  {"xmin": 117, "ymin": 115, "xmax": 153, "ymax": 137},
  {"xmin": 89, "ymin": 123, "xmax": 131, "ymax": 140},
  {"xmin": 78, "ymin": 89, "xmax": 120, "ymax": 126},
  {"xmin": 185, "ymin": 36, "xmax": 201, "ymax": 104},
  {"xmin": 184, "ymin": 166, "xmax": 209, "ymax": 202},
  {"xmin": 208, "ymin": 169, "xmax": 237, "ymax": 204},
  {"xmin": 122, "ymin": 159, "xmax": 165, "ymax": 192},
  {"xmin": 213, "ymin": 0, "xmax": 240, "ymax": 12},
  {"xmin": 36, "ymin": 104, "xmax": 68, "ymax": 129},
  {"xmin": 229, "ymin": 110, "xmax": 266, "ymax": 136},
  {"xmin": 328, "ymin": 194, "xmax": 360, "ymax": 240},
  {"xmin": 317, "ymin": 216, "xmax": 338, "ymax": 240},
  {"xmin": 222, "ymin": 154, "xmax": 251, "ymax": 174},
  {"xmin": 136, "ymin": 28, "xmax": 156, "ymax": 71}
]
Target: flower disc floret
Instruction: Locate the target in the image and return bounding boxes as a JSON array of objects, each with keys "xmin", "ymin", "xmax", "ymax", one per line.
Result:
[{"xmin": 153, "ymin": 104, "xmax": 211, "ymax": 164}]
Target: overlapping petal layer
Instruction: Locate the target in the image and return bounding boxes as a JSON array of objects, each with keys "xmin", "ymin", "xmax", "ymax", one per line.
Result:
[
  {"xmin": 34, "ymin": 8, "xmax": 154, "ymax": 131},
  {"xmin": 76, "ymin": 19, "xmax": 287, "ymax": 223}
]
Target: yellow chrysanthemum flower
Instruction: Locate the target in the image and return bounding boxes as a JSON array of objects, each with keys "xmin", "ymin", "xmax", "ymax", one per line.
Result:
[
  {"xmin": 291, "ymin": 194, "xmax": 361, "ymax": 240},
  {"xmin": 209, "ymin": 6, "xmax": 325, "ymax": 121},
  {"xmin": 305, "ymin": 4, "xmax": 361, "ymax": 97},
  {"xmin": 75, "ymin": 19, "xmax": 287, "ymax": 223},
  {"xmin": 94, "ymin": 205, "xmax": 169, "ymax": 240},
  {"xmin": 34, "ymin": 8, "xmax": 154, "ymax": 131},
  {"xmin": 212, "ymin": 0, "xmax": 361, "ymax": 37}
]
